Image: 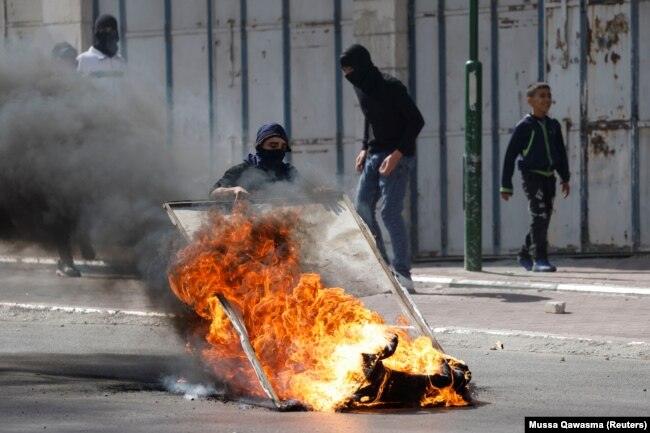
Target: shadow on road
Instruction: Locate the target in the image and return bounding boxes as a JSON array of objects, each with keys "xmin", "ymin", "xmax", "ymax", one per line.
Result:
[
  {"xmin": 0, "ymin": 353, "xmax": 210, "ymax": 387},
  {"xmin": 438, "ymin": 292, "xmax": 552, "ymax": 303}
]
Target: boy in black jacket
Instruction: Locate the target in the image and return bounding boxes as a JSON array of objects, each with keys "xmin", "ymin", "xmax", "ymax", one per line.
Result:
[{"xmin": 500, "ymin": 82, "xmax": 570, "ymax": 272}]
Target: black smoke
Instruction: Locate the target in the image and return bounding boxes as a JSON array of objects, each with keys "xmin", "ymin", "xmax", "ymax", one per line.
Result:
[{"xmin": 0, "ymin": 50, "xmax": 194, "ymax": 309}]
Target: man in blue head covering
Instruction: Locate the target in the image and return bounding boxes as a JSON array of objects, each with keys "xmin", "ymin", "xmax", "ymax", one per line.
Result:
[{"xmin": 210, "ymin": 123, "xmax": 298, "ymax": 200}]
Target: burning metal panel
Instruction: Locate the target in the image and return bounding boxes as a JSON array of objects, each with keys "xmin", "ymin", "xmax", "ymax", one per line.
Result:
[
  {"xmin": 164, "ymin": 195, "xmax": 395, "ymax": 297},
  {"xmin": 214, "ymin": 293, "xmax": 302, "ymax": 411},
  {"xmin": 164, "ymin": 194, "xmax": 440, "ymax": 342},
  {"xmin": 164, "ymin": 193, "xmax": 466, "ymax": 411}
]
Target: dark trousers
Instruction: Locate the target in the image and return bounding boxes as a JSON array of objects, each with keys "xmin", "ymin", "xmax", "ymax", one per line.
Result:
[
  {"xmin": 519, "ymin": 172, "xmax": 556, "ymax": 261},
  {"xmin": 53, "ymin": 223, "xmax": 95, "ymax": 265}
]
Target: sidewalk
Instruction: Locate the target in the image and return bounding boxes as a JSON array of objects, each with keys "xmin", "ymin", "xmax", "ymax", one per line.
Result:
[
  {"xmin": 413, "ymin": 254, "xmax": 650, "ymax": 296},
  {"xmin": 407, "ymin": 255, "xmax": 650, "ymax": 352},
  {"xmin": 4, "ymin": 240, "xmax": 648, "ymax": 294},
  {"xmin": 1, "ymin": 241, "xmax": 648, "ymax": 352}
]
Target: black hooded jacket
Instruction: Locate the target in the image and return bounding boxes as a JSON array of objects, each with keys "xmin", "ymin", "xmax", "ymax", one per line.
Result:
[
  {"xmin": 210, "ymin": 159, "xmax": 298, "ymax": 195},
  {"xmin": 340, "ymin": 44, "xmax": 424, "ymax": 157},
  {"xmin": 500, "ymin": 114, "xmax": 570, "ymax": 193}
]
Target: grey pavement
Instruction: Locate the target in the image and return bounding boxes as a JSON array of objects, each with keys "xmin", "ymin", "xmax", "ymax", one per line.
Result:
[
  {"xmin": 4, "ymin": 241, "xmax": 647, "ymax": 295},
  {"xmin": 1, "ymin": 243, "xmax": 649, "ymax": 431},
  {"xmin": 413, "ymin": 254, "xmax": 650, "ymax": 295},
  {"xmin": 405, "ymin": 255, "xmax": 650, "ymax": 359},
  {"xmin": 1, "ymin": 241, "xmax": 648, "ymax": 357}
]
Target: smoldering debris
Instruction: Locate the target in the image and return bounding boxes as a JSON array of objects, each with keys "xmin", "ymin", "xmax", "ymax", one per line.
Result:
[{"xmin": 0, "ymin": 49, "xmax": 194, "ymax": 307}]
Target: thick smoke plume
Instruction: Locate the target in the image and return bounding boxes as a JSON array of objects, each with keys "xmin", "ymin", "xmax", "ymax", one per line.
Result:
[{"xmin": 0, "ymin": 50, "xmax": 196, "ymax": 308}]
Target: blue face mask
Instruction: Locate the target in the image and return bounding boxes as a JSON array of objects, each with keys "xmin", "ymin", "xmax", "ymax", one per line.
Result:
[{"xmin": 256, "ymin": 149, "xmax": 286, "ymax": 165}]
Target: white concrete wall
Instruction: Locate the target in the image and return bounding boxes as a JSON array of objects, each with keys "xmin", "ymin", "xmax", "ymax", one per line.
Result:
[
  {"xmin": 640, "ymin": 0, "xmax": 650, "ymax": 250},
  {"xmin": 0, "ymin": 0, "xmax": 91, "ymax": 57},
  {"xmin": 2, "ymin": 0, "xmax": 649, "ymax": 257},
  {"xmin": 0, "ymin": 0, "xmax": 5, "ymax": 50}
]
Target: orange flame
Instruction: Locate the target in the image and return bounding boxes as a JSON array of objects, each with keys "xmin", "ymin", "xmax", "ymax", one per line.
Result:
[{"xmin": 168, "ymin": 203, "xmax": 470, "ymax": 411}]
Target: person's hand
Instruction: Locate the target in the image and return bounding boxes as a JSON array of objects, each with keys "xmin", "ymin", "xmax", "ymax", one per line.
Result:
[
  {"xmin": 355, "ymin": 150, "xmax": 367, "ymax": 173},
  {"xmin": 211, "ymin": 186, "xmax": 250, "ymax": 201},
  {"xmin": 561, "ymin": 181, "xmax": 570, "ymax": 198},
  {"xmin": 232, "ymin": 186, "xmax": 250, "ymax": 201},
  {"xmin": 500, "ymin": 192, "xmax": 512, "ymax": 201},
  {"xmin": 379, "ymin": 150, "xmax": 403, "ymax": 176}
]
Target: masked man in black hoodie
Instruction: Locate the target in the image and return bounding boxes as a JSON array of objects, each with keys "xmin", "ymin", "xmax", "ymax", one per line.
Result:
[
  {"xmin": 340, "ymin": 44, "xmax": 424, "ymax": 294},
  {"xmin": 210, "ymin": 123, "xmax": 299, "ymax": 201}
]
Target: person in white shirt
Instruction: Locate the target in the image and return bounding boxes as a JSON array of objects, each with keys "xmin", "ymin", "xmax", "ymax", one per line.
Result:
[{"xmin": 77, "ymin": 14, "xmax": 125, "ymax": 83}]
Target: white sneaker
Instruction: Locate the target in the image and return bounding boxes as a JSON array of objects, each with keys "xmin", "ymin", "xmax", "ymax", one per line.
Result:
[{"xmin": 393, "ymin": 271, "xmax": 415, "ymax": 294}]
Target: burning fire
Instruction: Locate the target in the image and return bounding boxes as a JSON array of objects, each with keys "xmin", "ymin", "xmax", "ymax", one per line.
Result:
[{"xmin": 168, "ymin": 203, "xmax": 471, "ymax": 411}]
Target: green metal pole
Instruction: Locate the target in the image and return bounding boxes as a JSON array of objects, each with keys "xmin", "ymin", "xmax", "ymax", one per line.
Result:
[{"xmin": 464, "ymin": 0, "xmax": 482, "ymax": 271}]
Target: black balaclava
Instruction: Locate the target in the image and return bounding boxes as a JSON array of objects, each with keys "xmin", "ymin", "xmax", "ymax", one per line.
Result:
[
  {"xmin": 246, "ymin": 123, "xmax": 290, "ymax": 167},
  {"xmin": 340, "ymin": 44, "xmax": 381, "ymax": 92},
  {"xmin": 93, "ymin": 14, "xmax": 120, "ymax": 58}
]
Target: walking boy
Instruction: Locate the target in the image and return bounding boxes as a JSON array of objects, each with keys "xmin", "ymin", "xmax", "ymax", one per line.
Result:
[{"xmin": 500, "ymin": 82, "xmax": 570, "ymax": 272}]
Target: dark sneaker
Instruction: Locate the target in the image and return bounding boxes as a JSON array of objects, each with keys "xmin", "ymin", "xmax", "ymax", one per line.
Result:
[
  {"xmin": 532, "ymin": 259, "xmax": 556, "ymax": 272},
  {"xmin": 56, "ymin": 259, "xmax": 81, "ymax": 277},
  {"xmin": 393, "ymin": 271, "xmax": 416, "ymax": 294},
  {"xmin": 517, "ymin": 254, "xmax": 533, "ymax": 271}
]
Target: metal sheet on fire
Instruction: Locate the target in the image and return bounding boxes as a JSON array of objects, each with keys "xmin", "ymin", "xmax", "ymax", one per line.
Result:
[
  {"xmin": 163, "ymin": 194, "xmax": 439, "ymax": 336},
  {"xmin": 163, "ymin": 194, "xmax": 447, "ymax": 409},
  {"xmin": 164, "ymin": 195, "xmax": 396, "ymax": 298}
]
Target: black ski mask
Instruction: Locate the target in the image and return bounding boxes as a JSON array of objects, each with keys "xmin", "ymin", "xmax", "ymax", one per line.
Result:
[
  {"xmin": 340, "ymin": 44, "xmax": 381, "ymax": 92},
  {"xmin": 93, "ymin": 14, "xmax": 120, "ymax": 58},
  {"xmin": 256, "ymin": 149, "xmax": 286, "ymax": 166},
  {"xmin": 247, "ymin": 123, "xmax": 290, "ymax": 167}
]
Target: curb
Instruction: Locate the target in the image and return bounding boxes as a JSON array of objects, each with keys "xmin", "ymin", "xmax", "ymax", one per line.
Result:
[
  {"xmin": 3, "ymin": 255, "xmax": 649, "ymax": 297},
  {"xmin": 412, "ymin": 275, "xmax": 650, "ymax": 296},
  {"xmin": 0, "ymin": 301, "xmax": 174, "ymax": 318},
  {"xmin": 0, "ymin": 255, "xmax": 110, "ymax": 267}
]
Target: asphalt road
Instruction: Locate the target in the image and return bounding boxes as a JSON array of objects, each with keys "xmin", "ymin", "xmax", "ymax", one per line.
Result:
[{"xmin": 1, "ymin": 264, "xmax": 649, "ymax": 433}]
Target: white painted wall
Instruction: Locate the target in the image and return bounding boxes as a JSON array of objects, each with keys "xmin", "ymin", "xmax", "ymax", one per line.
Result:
[
  {"xmin": 0, "ymin": 0, "xmax": 91, "ymax": 56},
  {"xmin": 2, "ymin": 0, "xmax": 649, "ymax": 257}
]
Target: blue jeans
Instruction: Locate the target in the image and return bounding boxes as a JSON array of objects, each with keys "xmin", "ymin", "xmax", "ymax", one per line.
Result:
[{"xmin": 356, "ymin": 152, "xmax": 414, "ymax": 278}]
